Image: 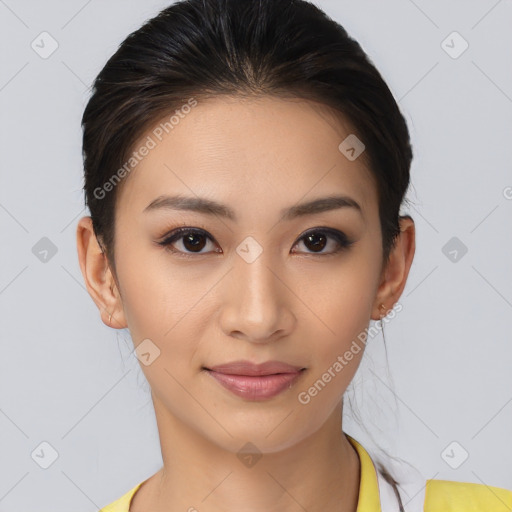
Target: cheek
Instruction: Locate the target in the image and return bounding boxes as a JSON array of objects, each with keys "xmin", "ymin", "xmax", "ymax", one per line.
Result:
[
  {"xmin": 114, "ymin": 243, "xmax": 210, "ymax": 383},
  {"xmin": 299, "ymin": 248, "xmax": 381, "ymax": 373},
  {"xmin": 114, "ymin": 242, "xmax": 192, "ymax": 337},
  {"xmin": 295, "ymin": 278, "xmax": 375, "ymax": 414},
  {"xmin": 305, "ymin": 252, "xmax": 379, "ymax": 327}
]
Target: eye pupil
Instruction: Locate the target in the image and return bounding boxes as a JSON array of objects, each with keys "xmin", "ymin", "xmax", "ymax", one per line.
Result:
[
  {"xmin": 183, "ymin": 233, "xmax": 206, "ymax": 252},
  {"xmin": 305, "ymin": 232, "xmax": 327, "ymax": 252}
]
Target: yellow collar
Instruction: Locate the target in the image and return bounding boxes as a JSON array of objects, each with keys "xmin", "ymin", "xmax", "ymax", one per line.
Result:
[{"xmin": 346, "ymin": 434, "xmax": 382, "ymax": 512}]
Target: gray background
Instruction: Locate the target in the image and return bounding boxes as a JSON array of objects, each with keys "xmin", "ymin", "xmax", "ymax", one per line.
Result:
[{"xmin": 0, "ymin": 0, "xmax": 511, "ymax": 510}]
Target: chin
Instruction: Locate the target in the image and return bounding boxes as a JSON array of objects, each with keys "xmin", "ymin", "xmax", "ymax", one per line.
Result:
[{"xmin": 194, "ymin": 409, "xmax": 325, "ymax": 456}]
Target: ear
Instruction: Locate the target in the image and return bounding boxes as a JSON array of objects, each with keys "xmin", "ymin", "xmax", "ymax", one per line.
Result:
[
  {"xmin": 371, "ymin": 216, "xmax": 415, "ymax": 320},
  {"xmin": 76, "ymin": 216, "xmax": 127, "ymax": 329}
]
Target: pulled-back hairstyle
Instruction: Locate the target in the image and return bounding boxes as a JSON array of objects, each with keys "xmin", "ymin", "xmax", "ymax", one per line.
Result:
[
  {"xmin": 81, "ymin": 0, "xmax": 413, "ymax": 283},
  {"xmin": 81, "ymin": 0, "xmax": 414, "ymax": 503}
]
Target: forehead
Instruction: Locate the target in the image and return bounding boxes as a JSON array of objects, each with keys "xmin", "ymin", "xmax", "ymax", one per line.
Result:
[{"xmin": 116, "ymin": 95, "xmax": 378, "ymax": 222}]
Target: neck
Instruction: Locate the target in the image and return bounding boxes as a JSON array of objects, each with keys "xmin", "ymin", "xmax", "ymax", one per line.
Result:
[{"xmin": 131, "ymin": 399, "xmax": 360, "ymax": 512}]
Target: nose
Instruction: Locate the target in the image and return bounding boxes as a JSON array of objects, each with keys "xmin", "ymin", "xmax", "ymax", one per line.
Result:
[{"xmin": 218, "ymin": 250, "xmax": 296, "ymax": 344}]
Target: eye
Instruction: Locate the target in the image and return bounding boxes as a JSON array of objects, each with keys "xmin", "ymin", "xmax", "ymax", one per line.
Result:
[
  {"xmin": 291, "ymin": 227, "xmax": 354, "ymax": 255},
  {"xmin": 157, "ymin": 226, "xmax": 354, "ymax": 258},
  {"xmin": 157, "ymin": 227, "xmax": 220, "ymax": 258}
]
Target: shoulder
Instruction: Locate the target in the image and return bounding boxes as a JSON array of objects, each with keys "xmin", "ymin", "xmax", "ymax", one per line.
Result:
[
  {"xmin": 98, "ymin": 481, "xmax": 143, "ymax": 512},
  {"xmin": 424, "ymin": 478, "xmax": 512, "ymax": 511}
]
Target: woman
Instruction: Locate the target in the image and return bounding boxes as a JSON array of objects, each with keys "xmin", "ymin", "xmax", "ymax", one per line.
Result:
[{"xmin": 76, "ymin": 0, "xmax": 512, "ymax": 510}]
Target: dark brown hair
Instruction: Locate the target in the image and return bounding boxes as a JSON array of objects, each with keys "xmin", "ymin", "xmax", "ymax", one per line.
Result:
[{"xmin": 81, "ymin": 0, "xmax": 413, "ymax": 283}]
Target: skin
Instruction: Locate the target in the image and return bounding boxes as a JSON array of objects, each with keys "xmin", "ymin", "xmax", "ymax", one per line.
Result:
[{"xmin": 77, "ymin": 95, "xmax": 415, "ymax": 512}]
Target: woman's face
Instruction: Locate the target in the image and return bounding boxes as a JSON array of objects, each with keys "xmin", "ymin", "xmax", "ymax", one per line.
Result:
[{"xmin": 104, "ymin": 95, "xmax": 388, "ymax": 453}]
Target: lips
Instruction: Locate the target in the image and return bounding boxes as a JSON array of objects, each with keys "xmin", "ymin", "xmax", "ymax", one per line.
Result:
[
  {"xmin": 203, "ymin": 360, "xmax": 306, "ymax": 400},
  {"xmin": 206, "ymin": 360, "xmax": 305, "ymax": 376}
]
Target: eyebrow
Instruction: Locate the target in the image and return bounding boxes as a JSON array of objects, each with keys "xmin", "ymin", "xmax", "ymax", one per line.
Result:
[{"xmin": 143, "ymin": 194, "xmax": 363, "ymax": 221}]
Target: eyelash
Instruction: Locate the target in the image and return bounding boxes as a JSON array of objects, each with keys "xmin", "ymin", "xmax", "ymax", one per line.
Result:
[{"xmin": 156, "ymin": 226, "xmax": 354, "ymax": 259}]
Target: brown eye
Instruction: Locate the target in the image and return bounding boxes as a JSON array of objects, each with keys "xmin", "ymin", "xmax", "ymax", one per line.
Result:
[
  {"xmin": 292, "ymin": 228, "xmax": 354, "ymax": 255},
  {"xmin": 303, "ymin": 232, "xmax": 328, "ymax": 252},
  {"xmin": 181, "ymin": 232, "xmax": 207, "ymax": 252},
  {"xmin": 158, "ymin": 228, "xmax": 220, "ymax": 256},
  {"xmin": 157, "ymin": 226, "xmax": 354, "ymax": 259}
]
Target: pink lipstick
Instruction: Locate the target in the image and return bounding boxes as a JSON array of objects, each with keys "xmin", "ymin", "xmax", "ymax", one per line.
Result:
[{"xmin": 204, "ymin": 360, "xmax": 306, "ymax": 400}]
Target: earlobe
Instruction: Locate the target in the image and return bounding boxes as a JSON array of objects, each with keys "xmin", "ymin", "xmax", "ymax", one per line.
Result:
[
  {"xmin": 371, "ymin": 216, "xmax": 416, "ymax": 320},
  {"xmin": 76, "ymin": 216, "xmax": 127, "ymax": 329}
]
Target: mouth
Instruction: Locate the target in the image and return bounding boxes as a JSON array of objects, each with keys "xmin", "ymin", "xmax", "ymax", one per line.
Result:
[{"xmin": 202, "ymin": 360, "xmax": 306, "ymax": 401}]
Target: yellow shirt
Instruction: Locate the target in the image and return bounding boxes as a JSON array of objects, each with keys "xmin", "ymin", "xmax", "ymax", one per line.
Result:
[{"xmin": 99, "ymin": 435, "xmax": 512, "ymax": 511}]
